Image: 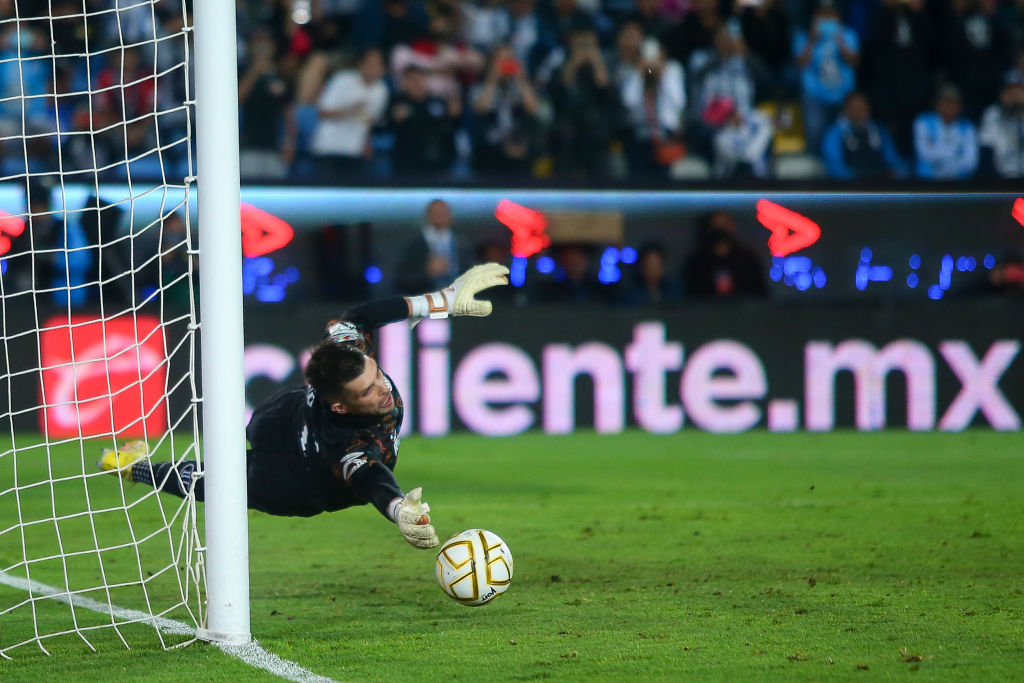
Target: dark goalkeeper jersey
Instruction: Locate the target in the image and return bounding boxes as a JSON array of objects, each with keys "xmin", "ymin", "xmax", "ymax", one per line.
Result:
[{"xmin": 243, "ymin": 297, "xmax": 410, "ymax": 518}]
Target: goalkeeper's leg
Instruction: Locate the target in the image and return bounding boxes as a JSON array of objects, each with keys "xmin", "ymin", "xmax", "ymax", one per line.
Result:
[{"xmin": 129, "ymin": 460, "xmax": 206, "ymax": 501}]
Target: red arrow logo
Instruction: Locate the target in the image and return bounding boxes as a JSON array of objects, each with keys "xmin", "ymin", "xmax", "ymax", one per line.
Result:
[
  {"xmin": 755, "ymin": 199, "xmax": 821, "ymax": 257},
  {"xmin": 0, "ymin": 210, "xmax": 26, "ymax": 256},
  {"xmin": 240, "ymin": 202, "xmax": 294, "ymax": 258},
  {"xmin": 495, "ymin": 199, "xmax": 549, "ymax": 258},
  {"xmin": 1012, "ymin": 198, "xmax": 1024, "ymax": 227}
]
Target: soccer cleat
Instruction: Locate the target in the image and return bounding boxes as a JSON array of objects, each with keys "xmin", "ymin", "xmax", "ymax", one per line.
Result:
[{"xmin": 97, "ymin": 441, "xmax": 149, "ymax": 481}]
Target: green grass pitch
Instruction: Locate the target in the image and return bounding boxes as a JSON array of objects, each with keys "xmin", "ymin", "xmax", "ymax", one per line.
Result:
[{"xmin": 2, "ymin": 430, "xmax": 1022, "ymax": 681}]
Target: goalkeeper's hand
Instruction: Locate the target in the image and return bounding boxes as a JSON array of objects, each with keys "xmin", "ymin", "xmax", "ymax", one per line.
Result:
[
  {"xmin": 450, "ymin": 262, "xmax": 510, "ymax": 318},
  {"xmin": 396, "ymin": 487, "xmax": 439, "ymax": 549}
]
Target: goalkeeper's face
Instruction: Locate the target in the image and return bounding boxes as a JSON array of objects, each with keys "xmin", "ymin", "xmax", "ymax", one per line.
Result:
[{"xmin": 332, "ymin": 356, "xmax": 395, "ymax": 416}]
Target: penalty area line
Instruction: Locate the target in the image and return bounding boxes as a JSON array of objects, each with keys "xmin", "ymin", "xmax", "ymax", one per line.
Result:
[{"xmin": 0, "ymin": 570, "xmax": 338, "ymax": 683}]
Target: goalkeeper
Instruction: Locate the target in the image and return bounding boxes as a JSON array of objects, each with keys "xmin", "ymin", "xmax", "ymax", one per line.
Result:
[{"xmin": 99, "ymin": 263, "xmax": 509, "ymax": 550}]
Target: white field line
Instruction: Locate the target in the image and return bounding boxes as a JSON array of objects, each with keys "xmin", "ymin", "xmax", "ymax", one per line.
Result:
[{"xmin": 0, "ymin": 570, "xmax": 338, "ymax": 683}]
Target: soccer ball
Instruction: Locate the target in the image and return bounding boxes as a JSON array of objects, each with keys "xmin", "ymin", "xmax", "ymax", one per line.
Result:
[{"xmin": 435, "ymin": 529, "xmax": 513, "ymax": 606}]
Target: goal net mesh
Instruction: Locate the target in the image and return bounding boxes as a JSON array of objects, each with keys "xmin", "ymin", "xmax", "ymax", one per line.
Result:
[{"xmin": 0, "ymin": 0, "xmax": 205, "ymax": 656}]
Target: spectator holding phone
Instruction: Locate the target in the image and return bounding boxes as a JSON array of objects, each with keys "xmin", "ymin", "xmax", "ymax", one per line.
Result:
[
  {"xmin": 793, "ymin": 0, "xmax": 860, "ymax": 155},
  {"xmin": 471, "ymin": 45, "xmax": 542, "ymax": 177},
  {"xmin": 619, "ymin": 37, "xmax": 687, "ymax": 178}
]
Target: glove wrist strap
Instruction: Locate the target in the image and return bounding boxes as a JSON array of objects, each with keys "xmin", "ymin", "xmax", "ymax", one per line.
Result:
[{"xmin": 406, "ymin": 289, "xmax": 454, "ymax": 323}]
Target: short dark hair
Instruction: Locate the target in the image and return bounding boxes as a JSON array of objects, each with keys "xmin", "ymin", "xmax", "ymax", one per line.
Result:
[{"xmin": 305, "ymin": 342, "xmax": 369, "ymax": 403}]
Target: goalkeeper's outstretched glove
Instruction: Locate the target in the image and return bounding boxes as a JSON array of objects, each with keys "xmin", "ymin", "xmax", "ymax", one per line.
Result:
[
  {"xmin": 407, "ymin": 263, "xmax": 509, "ymax": 324},
  {"xmin": 396, "ymin": 487, "xmax": 439, "ymax": 549}
]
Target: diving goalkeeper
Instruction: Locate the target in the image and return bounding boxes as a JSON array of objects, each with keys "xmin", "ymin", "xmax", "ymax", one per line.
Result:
[{"xmin": 98, "ymin": 263, "xmax": 509, "ymax": 550}]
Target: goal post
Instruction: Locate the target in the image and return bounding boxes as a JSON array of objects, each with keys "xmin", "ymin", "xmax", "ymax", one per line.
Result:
[
  {"xmin": 0, "ymin": 0, "xmax": 250, "ymax": 656},
  {"xmin": 193, "ymin": 0, "xmax": 251, "ymax": 646}
]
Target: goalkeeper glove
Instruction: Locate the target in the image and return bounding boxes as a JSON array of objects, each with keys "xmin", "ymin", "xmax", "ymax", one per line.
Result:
[
  {"xmin": 407, "ymin": 263, "xmax": 510, "ymax": 324},
  {"xmin": 396, "ymin": 487, "xmax": 439, "ymax": 549}
]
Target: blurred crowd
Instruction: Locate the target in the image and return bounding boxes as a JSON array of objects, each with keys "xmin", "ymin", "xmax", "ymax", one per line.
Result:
[
  {"xmin": 237, "ymin": 0, "xmax": 1024, "ymax": 182},
  {"xmin": 1, "ymin": 0, "xmax": 1023, "ymax": 183}
]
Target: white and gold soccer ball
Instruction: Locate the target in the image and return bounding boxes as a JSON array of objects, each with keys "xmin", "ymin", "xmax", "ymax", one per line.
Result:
[{"xmin": 435, "ymin": 529, "xmax": 513, "ymax": 606}]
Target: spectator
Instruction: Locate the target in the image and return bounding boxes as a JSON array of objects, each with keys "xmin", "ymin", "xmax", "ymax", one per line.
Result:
[
  {"xmin": 619, "ymin": 37, "xmax": 687, "ymax": 178},
  {"xmin": 619, "ymin": 242, "xmax": 677, "ymax": 305},
  {"xmin": 736, "ymin": 0, "xmax": 793, "ymax": 97},
  {"xmin": 683, "ymin": 211, "xmax": 767, "ymax": 298},
  {"xmin": 389, "ymin": 65, "xmax": 460, "ymax": 177},
  {"xmin": 352, "ymin": 0, "xmax": 430, "ymax": 52},
  {"xmin": 793, "ymin": 0, "xmax": 860, "ymax": 155},
  {"xmin": 534, "ymin": 244, "xmax": 605, "ymax": 303},
  {"xmin": 471, "ymin": 45, "xmax": 542, "ymax": 178},
  {"xmin": 939, "ymin": 0, "xmax": 1013, "ymax": 121},
  {"xmin": 689, "ymin": 24, "xmax": 768, "ymax": 159},
  {"xmin": 711, "ymin": 99, "xmax": 774, "ymax": 178},
  {"xmin": 822, "ymin": 91, "xmax": 905, "ymax": 179},
  {"xmin": 663, "ymin": 0, "xmax": 722, "ymax": 70},
  {"xmin": 913, "ymin": 84, "xmax": 979, "ymax": 179},
  {"xmin": 978, "ymin": 75, "xmax": 1024, "ymax": 178},
  {"xmin": 395, "ymin": 199, "xmax": 461, "ymax": 293},
  {"xmin": 625, "ymin": 0, "xmax": 673, "ymax": 39},
  {"xmin": 238, "ymin": 30, "xmax": 295, "ymax": 180},
  {"xmin": 506, "ymin": 0, "xmax": 549, "ymax": 72},
  {"xmin": 4, "ymin": 179, "xmax": 61, "ymax": 296},
  {"xmin": 862, "ymin": 0, "xmax": 936, "ymax": 156},
  {"xmin": 984, "ymin": 253, "xmax": 1024, "ymax": 296},
  {"xmin": 692, "ymin": 24, "xmax": 766, "ymax": 122},
  {"xmin": 0, "ymin": 25, "xmax": 56, "ymax": 138},
  {"xmin": 310, "ymin": 49, "xmax": 389, "ymax": 180},
  {"xmin": 547, "ymin": 19, "xmax": 620, "ymax": 178},
  {"xmin": 609, "ymin": 19, "xmax": 644, "ymax": 87},
  {"xmin": 461, "ymin": 0, "xmax": 512, "ymax": 51},
  {"xmin": 390, "ymin": 11, "xmax": 485, "ymax": 102}
]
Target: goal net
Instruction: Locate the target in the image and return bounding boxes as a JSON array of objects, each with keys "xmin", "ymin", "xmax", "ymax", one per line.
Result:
[{"xmin": 0, "ymin": 0, "xmax": 206, "ymax": 656}]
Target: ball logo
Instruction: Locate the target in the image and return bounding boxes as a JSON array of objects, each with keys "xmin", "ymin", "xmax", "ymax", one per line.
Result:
[{"xmin": 39, "ymin": 315, "xmax": 168, "ymax": 438}]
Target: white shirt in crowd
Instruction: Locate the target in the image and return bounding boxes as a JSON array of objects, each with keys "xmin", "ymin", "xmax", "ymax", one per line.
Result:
[
  {"xmin": 978, "ymin": 104, "xmax": 1024, "ymax": 178},
  {"xmin": 713, "ymin": 109, "xmax": 774, "ymax": 177},
  {"xmin": 311, "ymin": 70, "xmax": 388, "ymax": 158},
  {"xmin": 619, "ymin": 60, "xmax": 687, "ymax": 141}
]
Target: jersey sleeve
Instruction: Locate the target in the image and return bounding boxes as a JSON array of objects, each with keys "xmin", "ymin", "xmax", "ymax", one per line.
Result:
[
  {"xmin": 328, "ymin": 434, "xmax": 403, "ymax": 520},
  {"xmin": 340, "ymin": 297, "xmax": 410, "ymax": 332}
]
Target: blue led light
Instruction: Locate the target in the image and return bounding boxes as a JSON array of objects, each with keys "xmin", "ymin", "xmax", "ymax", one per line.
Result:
[
  {"xmin": 536, "ymin": 256, "xmax": 555, "ymax": 274},
  {"xmin": 284, "ymin": 267, "xmax": 300, "ymax": 282},
  {"xmin": 510, "ymin": 256, "xmax": 527, "ymax": 287},
  {"xmin": 0, "ymin": 259, "xmax": 6, "ymax": 275},
  {"xmin": 909, "ymin": 254, "xmax": 921, "ymax": 269},
  {"xmin": 364, "ymin": 265, "xmax": 382, "ymax": 284},
  {"xmin": 812, "ymin": 267, "xmax": 826, "ymax": 288},
  {"xmin": 907, "ymin": 273, "xmax": 919, "ymax": 288},
  {"xmin": 938, "ymin": 254, "xmax": 953, "ymax": 290},
  {"xmin": 598, "ymin": 269, "xmax": 621, "ymax": 284},
  {"xmin": 620, "ymin": 246, "xmax": 638, "ymax": 264},
  {"xmin": 769, "ymin": 265, "xmax": 783, "ymax": 282},
  {"xmin": 965, "ymin": 257, "xmax": 976, "ymax": 271},
  {"xmin": 984, "ymin": 254, "xmax": 995, "ymax": 269},
  {"xmin": 254, "ymin": 256, "xmax": 274, "ymax": 275},
  {"xmin": 794, "ymin": 272, "xmax": 812, "ymax": 291},
  {"xmin": 955, "ymin": 256, "xmax": 969, "ymax": 271},
  {"xmin": 256, "ymin": 285, "xmax": 286, "ymax": 302},
  {"xmin": 860, "ymin": 247, "xmax": 873, "ymax": 262},
  {"xmin": 783, "ymin": 256, "xmax": 812, "ymax": 276},
  {"xmin": 927, "ymin": 284, "xmax": 943, "ymax": 300},
  {"xmin": 601, "ymin": 247, "xmax": 619, "ymax": 266}
]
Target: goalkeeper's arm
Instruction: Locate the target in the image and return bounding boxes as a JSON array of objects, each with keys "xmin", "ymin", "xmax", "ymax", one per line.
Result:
[
  {"xmin": 327, "ymin": 263, "xmax": 509, "ymax": 343},
  {"xmin": 340, "ymin": 451, "xmax": 438, "ymax": 549}
]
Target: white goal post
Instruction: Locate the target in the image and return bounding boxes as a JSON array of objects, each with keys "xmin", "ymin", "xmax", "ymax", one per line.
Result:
[{"xmin": 0, "ymin": 0, "xmax": 249, "ymax": 655}]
